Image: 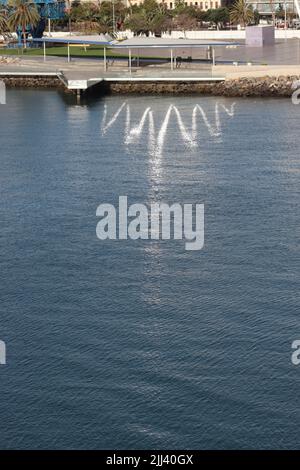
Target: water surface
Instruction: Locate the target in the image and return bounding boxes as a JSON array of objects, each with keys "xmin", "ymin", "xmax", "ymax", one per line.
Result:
[{"xmin": 0, "ymin": 90, "xmax": 299, "ymax": 449}]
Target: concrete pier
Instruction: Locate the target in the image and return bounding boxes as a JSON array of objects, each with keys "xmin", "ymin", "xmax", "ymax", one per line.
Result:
[{"xmin": 0, "ymin": 55, "xmax": 300, "ymax": 97}]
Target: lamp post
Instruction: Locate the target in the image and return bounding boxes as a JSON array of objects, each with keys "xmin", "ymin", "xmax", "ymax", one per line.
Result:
[
  {"xmin": 112, "ymin": 0, "xmax": 116, "ymax": 35},
  {"xmin": 47, "ymin": 3, "xmax": 51, "ymax": 37},
  {"xmin": 284, "ymin": 0, "xmax": 287, "ymax": 40},
  {"xmin": 65, "ymin": 0, "xmax": 72, "ymax": 34}
]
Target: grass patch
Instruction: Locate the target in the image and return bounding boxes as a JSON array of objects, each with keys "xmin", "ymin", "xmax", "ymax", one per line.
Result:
[
  {"xmin": 0, "ymin": 45, "xmax": 166, "ymax": 61},
  {"xmin": 0, "ymin": 45, "xmax": 119, "ymax": 58}
]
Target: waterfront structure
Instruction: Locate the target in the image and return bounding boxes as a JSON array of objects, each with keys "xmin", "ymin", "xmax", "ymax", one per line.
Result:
[
  {"xmin": 32, "ymin": 34, "xmax": 238, "ymax": 96},
  {"xmin": 34, "ymin": 34, "xmax": 238, "ymax": 69}
]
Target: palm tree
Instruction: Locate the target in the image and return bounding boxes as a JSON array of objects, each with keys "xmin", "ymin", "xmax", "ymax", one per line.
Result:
[
  {"xmin": 230, "ymin": 0, "xmax": 254, "ymax": 28},
  {"xmin": 124, "ymin": 0, "xmax": 171, "ymax": 36},
  {"xmin": 8, "ymin": 0, "xmax": 40, "ymax": 48},
  {"xmin": 0, "ymin": 9, "xmax": 8, "ymax": 34}
]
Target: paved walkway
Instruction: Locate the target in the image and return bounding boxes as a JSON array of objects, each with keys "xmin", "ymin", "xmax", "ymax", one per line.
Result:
[
  {"xmin": 0, "ymin": 56, "xmax": 223, "ymax": 87},
  {"xmin": 1, "ymin": 42, "xmax": 300, "ymax": 85}
]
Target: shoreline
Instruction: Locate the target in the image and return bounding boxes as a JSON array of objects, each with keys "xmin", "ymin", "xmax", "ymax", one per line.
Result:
[{"xmin": 1, "ymin": 74, "xmax": 298, "ymax": 97}]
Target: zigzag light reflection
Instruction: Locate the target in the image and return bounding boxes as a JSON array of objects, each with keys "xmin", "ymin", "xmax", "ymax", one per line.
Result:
[{"xmin": 101, "ymin": 101, "xmax": 236, "ymax": 158}]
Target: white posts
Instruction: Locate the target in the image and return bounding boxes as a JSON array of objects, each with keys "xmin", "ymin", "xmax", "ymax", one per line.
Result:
[
  {"xmin": 43, "ymin": 40, "xmax": 46, "ymax": 62},
  {"xmin": 170, "ymin": 49, "xmax": 173, "ymax": 71},
  {"xmin": 207, "ymin": 46, "xmax": 211, "ymax": 61},
  {"xmin": 212, "ymin": 47, "xmax": 215, "ymax": 66},
  {"xmin": 129, "ymin": 48, "xmax": 132, "ymax": 74},
  {"xmin": 67, "ymin": 43, "xmax": 70, "ymax": 63},
  {"xmin": 104, "ymin": 47, "xmax": 107, "ymax": 72}
]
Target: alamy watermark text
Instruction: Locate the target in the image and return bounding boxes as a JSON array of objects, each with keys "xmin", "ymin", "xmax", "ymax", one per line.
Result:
[{"xmin": 96, "ymin": 196, "xmax": 204, "ymax": 251}]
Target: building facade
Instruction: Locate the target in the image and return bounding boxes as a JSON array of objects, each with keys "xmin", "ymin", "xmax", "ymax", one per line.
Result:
[
  {"xmin": 247, "ymin": 0, "xmax": 296, "ymax": 16},
  {"xmin": 128, "ymin": 0, "xmax": 222, "ymax": 10},
  {"xmin": 78, "ymin": 0, "xmax": 222, "ymax": 10}
]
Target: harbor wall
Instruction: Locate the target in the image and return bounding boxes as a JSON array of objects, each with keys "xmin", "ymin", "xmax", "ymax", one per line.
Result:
[
  {"xmin": 107, "ymin": 76, "xmax": 299, "ymax": 97},
  {"xmin": 0, "ymin": 75, "xmax": 65, "ymax": 89},
  {"xmin": 1, "ymin": 75, "xmax": 299, "ymax": 97}
]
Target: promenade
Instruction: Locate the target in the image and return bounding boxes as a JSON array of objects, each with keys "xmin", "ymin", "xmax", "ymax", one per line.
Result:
[
  {"xmin": 1, "ymin": 38, "xmax": 300, "ymax": 95},
  {"xmin": 1, "ymin": 54, "xmax": 300, "ymax": 80}
]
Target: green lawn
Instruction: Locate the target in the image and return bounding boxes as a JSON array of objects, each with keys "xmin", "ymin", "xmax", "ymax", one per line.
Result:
[
  {"xmin": 0, "ymin": 45, "xmax": 165, "ymax": 60},
  {"xmin": 0, "ymin": 45, "xmax": 128, "ymax": 58}
]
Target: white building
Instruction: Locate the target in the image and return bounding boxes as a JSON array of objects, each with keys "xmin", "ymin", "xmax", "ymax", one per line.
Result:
[
  {"xmin": 79, "ymin": 0, "xmax": 222, "ymax": 10},
  {"xmin": 247, "ymin": 0, "xmax": 297, "ymax": 16},
  {"xmin": 128, "ymin": 0, "xmax": 222, "ymax": 9}
]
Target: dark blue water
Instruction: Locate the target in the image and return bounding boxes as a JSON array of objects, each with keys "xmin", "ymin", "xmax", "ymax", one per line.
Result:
[{"xmin": 0, "ymin": 90, "xmax": 299, "ymax": 449}]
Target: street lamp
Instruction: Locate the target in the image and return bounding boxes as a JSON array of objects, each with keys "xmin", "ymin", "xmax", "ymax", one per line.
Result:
[
  {"xmin": 284, "ymin": 0, "xmax": 287, "ymax": 40},
  {"xmin": 48, "ymin": 4, "xmax": 51, "ymax": 37},
  {"xmin": 65, "ymin": 0, "xmax": 72, "ymax": 34},
  {"xmin": 112, "ymin": 0, "xmax": 116, "ymax": 35}
]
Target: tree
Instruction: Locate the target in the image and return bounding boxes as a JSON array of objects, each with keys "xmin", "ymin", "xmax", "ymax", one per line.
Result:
[
  {"xmin": 0, "ymin": 9, "xmax": 8, "ymax": 34},
  {"xmin": 173, "ymin": 0, "xmax": 189, "ymax": 14},
  {"xmin": 97, "ymin": 9, "xmax": 113, "ymax": 34},
  {"xmin": 69, "ymin": 1, "xmax": 127, "ymax": 34},
  {"xmin": 172, "ymin": 0, "xmax": 198, "ymax": 19},
  {"xmin": 173, "ymin": 12, "xmax": 197, "ymax": 34},
  {"xmin": 229, "ymin": 0, "xmax": 254, "ymax": 28},
  {"xmin": 99, "ymin": 1, "xmax": 126, "ymax": 33},
  {"xmin": 143, "ymin": 0, "xmax": 163, "ymax": 15},
  {"xmin": 124, "ymin": 11, "xmax": 149, "ymax": 35},
  {"xmin": 206, "ymin": 7, "xmax": 230, "ymax": 29},
  {"xmin": 276, "ymin": 3, "xmax": 285, "ymax": 20},
  {"xmin": 223, "ymin": 0, "xmax": 236, "ymax": 6},
  {"xmin": 8, "ymin": 0, "xmax": 40, "ymax": 47},
  {"xmin": 253, "ymin": 8, "xmax": 260, "ymax": 24},
  {"xmin": 69, "ymin": 2, "xmax": 99, "ymax": 32},
  {"xmin": 124, "ymin": 0, "xmax": 171, "ymax": 36},
  {"xmin": 192, "ymin": 7, "xmax": 207, "ymax": 24}
]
